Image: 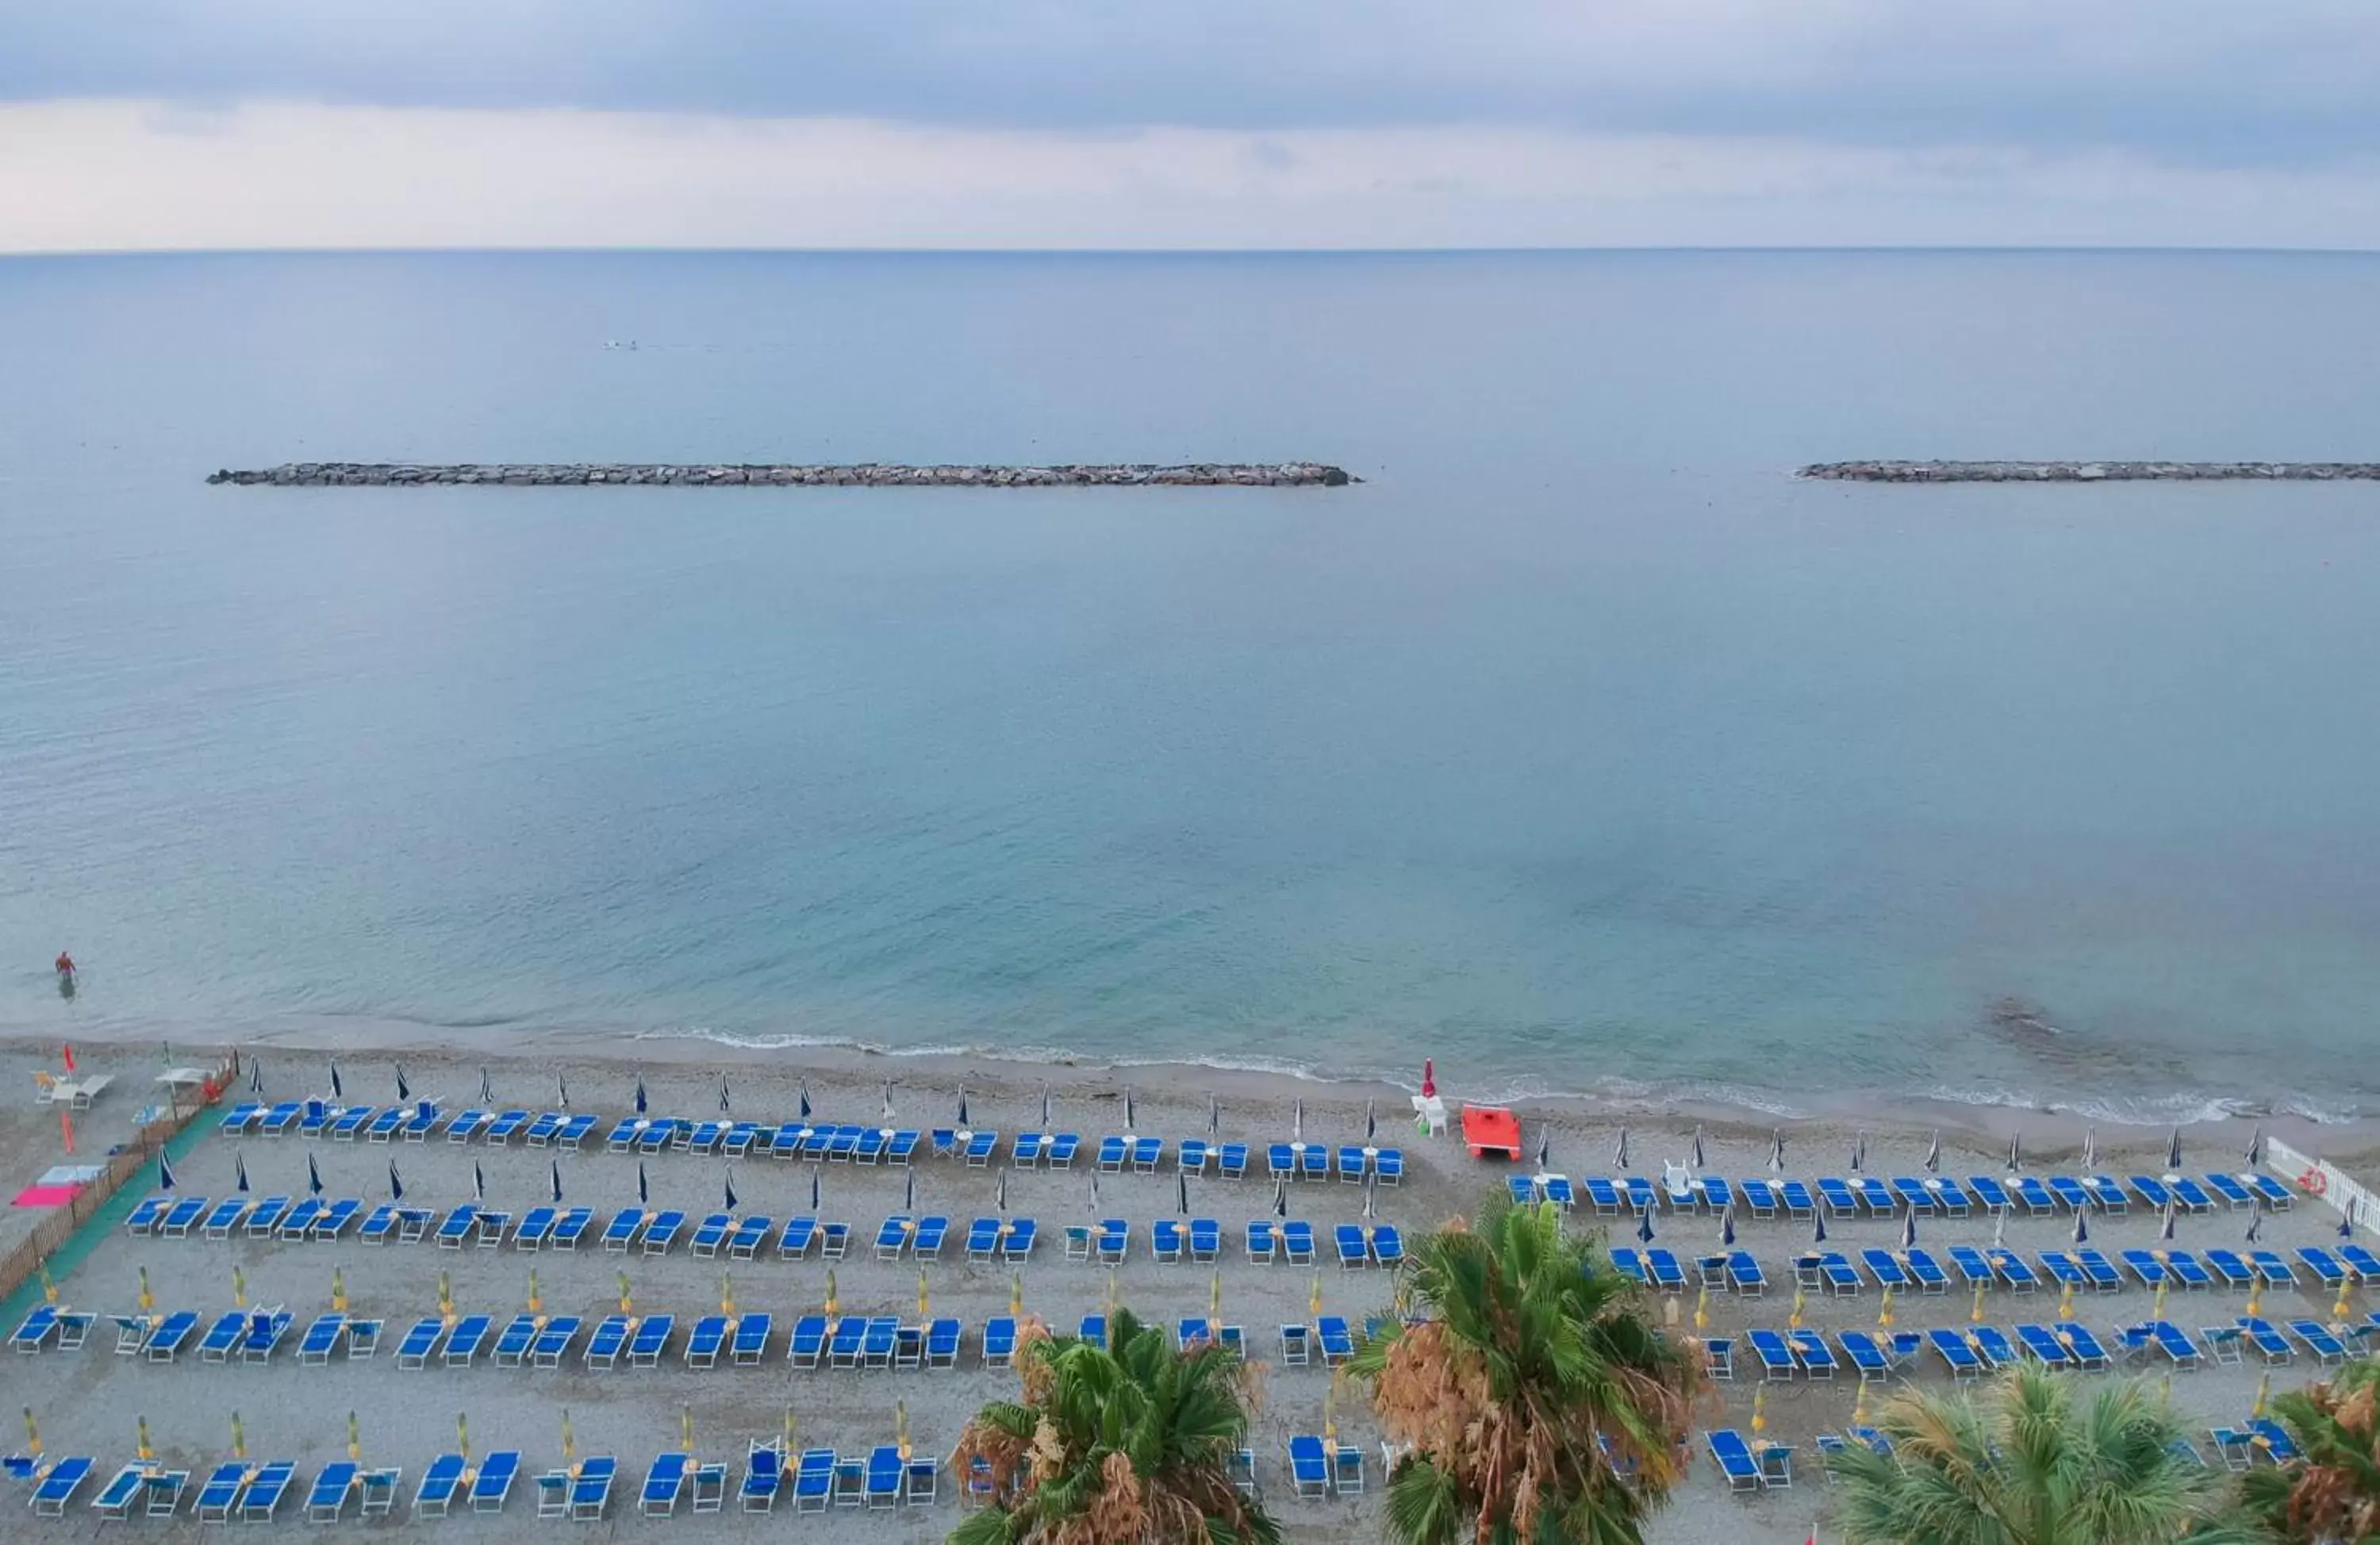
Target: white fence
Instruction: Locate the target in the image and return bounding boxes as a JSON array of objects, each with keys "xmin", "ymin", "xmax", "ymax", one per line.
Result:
[{"xmin": 2267, "ymin": 1137, "xmax": 2374, "ymax": 1236}]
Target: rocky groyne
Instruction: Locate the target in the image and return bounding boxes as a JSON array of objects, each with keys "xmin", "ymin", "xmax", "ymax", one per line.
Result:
[
  {"xmin": 207, "ymin": 462, "xmax": 1356, "ymax": 489},
  {"xmin": 1802, "ymin": 460, "xmax": 2380, "ymax": 483}
]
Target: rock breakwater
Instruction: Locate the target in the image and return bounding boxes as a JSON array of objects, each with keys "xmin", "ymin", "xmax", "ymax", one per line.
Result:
[
  {"xmin": 1802, "ymin": 460, "xmax": 2380, "ymax": 483},
  {"xmin": 208, "ymin": 462, "xmax": 1356, "ymax": 489}
]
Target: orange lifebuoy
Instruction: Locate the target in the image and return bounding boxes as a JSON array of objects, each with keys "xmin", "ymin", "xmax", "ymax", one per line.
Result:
[{"xmin": 2300, "ymin": 1169, "xmax": 2328, "ymax": 1197}]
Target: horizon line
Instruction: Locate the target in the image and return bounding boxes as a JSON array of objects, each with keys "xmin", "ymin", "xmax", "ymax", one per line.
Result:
[{"xmin": 5, "ymin": 241, "xmax": 2379, "ymax": 260}]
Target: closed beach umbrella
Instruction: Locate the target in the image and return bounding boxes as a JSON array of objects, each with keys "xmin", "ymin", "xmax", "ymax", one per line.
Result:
[
  {"xmin": 2159, "ymin": 1202, "xmax": 2176, "ymax": 1243},
  {"xmin": 329, "ymin": 1062, "xmax": 344, "ymax": 1101},
  {"xmin": 1614, "ymin": 1128, "xmax": 1630, "ymax": 1171},
  {"xmin": 550, "ymin": 1161, "xmax": 562, "ymax": 1205},
  {"xmin": 2058, "ymin": 1281, "xmax": 2075, "ymax": 1321},
  {"xmin": 557, "ymin": 1071, "xmax": 570, "ymax": 1110},
  {"xmin": 309, "ymin": 1152, "xmax": 325, "ymax": 1197},
  {"xmin": 2342, "ymin": 1210, "xmax": 2357, "ymax": 1240},
  {"xmin": 1273, "ymin": 1178, "xmax": 1290, "ymax": 1219},
  {"xmin": 1991, "ymin": 1207, "xmax": 2006, "ymax": 1250},
  {"xmin": 137, "ymin": 1414, "xmax": 152, "ymax": 1463},
  {"xmin": 783, "ymin": 1406, "xmax": 797, "ymax": 1456},
  {"xmin": 1365, "ymin": 1099, "xmax": 1376, "ymax": 1144},
  {"xmin": 956, "ymin": 1086, "xmax": 968, "ymax": 1127},
  {"xmin": 332, "ymin": 1267, "xmax": 346, "ymax": 1313},
  {"xmin": 616, "ymin": 1270, "xmax": 631, "ymax": 1316},
  {"xmin": 1750, "ymin": 1387, "xmax": 1766, "ymax": 1435},
  {"xmin": 1307, "ymin": 1272, "xmax": 1319, "ymax": 1320},
  {"xmin": 881, "ymin": 1081, "xmax": 894, "ymax": 1124},
  {"xmin": 528, "ymin": 1267, "xmax": 541, "ymax": 1316},
  {"xmin": 1637, "ymin": 1208, "xmax": 1655, "ymax": 1244},
  {"xmin": 724, "ymin": 1169, "xmax": 739, "ymax": 1212},
  {"xmin": 2082, "ymin": 1126, "xmax": 2096, "ymax": 1171},
  {"xmin": 438, "ymin": 1269, "xmax": 452, "ymax": 1321},
  {"xmin": 2006, "ymin": 1133, "xmax": 2021, "ymax": 1174},
  {"xmin": 1039, "ymin": 1084, "xmax": 1050, "ymax": 1127},
  {"xmin": 1091, "ymin": 1171, "xmax": 1103, "ymax": 1214},
  {"xmin": 1537, "ymin": 1132, "xmax": 1551, "ymax": 1174},
  {"xmin": 916, "ymin": 1267, "xmax": 929, "ymax": 1319},
  {"xmin": 1971, "ymin": 1281, "xmax": 1987, "ymax": 1324},
  {"xmin": 1691, "ymin": 1125, "xmax": 1704, "ymax": 1170},
  {"xmin": 1010, "ymin": 1272, "xmax": 1022, "ymax": 1317},
  {"xmin": 2072, "ymin": 1208, "xmax": 2088, "ymax": 1245},
  {"xmin": 1876, "ymin": 1285, "xmax": 1894, "ymax": 1327},
  {"xmin": 158, "ymin": 1152, "xmax": 177, "ymax": 1192},
  {"xmin": 1924, "ymin": 1130, "xmax": 1940, "ymax": 1174},
  {"xmin": 458, "ymin": 1413, "xmax": 470, "ymax": 1465},
  {"xmin": 1768, "ymin": 1130, "xmax": 1786, "ymax": 1174},
  {"xmin": 824, "ymin": 1270, "xmax": 839, "ymax": 1319},
  {"xmin": 810, "ymin": 1170, "xmax": 820, "ymax": 1212},
  {"xmin": 232, "ymin": 1265, "xmax": 246, "ymax": 1309},
  {"xmin": 799, "ymin": 1078, "xmax": 812, "ymax": 1121},
  {"xmin": 1693, "ymin": 1285, "xmax": 1708, "ymax": 1331},
  {"xmin": 2252, "ymin": 1371, "xmax": 2271, "ymax": 1421},
  {"xmin": 473, "ymin": 1162, "xmax": 485, "ymax": 1203},
  {"xmin": 2245, "ymin": 1200, "xmax": 2263, "ymax": 1244},
  {"xmin": 235, "ymin": 1153, "xmax": 249, "ymax": 1194},
  {"xmin": 139, "ymin": 1264, "xmax": 154, "ymax": 1313},
  {"xmin": 37, "ymin": 1257, "xmax": 54, "ymax": 1306},
  {"xmin": 479, "ymin": 1068, "xmax": 492, "ymax": 1104},
  {"xmin": 2247, "ymin": 1126, "xmax": 2264, "ymax": 1166},
  {"xmin": 347, "ymin": 1412, "xmax": 360, "ymax": 1464},
  {"xmin": 1125, "ymin": 1087, "xmax": 1136, "ymax": 1132},
  {"xmin": 1293, "ymin": 1098, "xmax": 1303, "ymax": 1144},
  {"xmin": 720, "ymin": 1271, "xmax": 732, "ymax": 1317},
  {"xmin": 1720, "ymin": 1206, "xmax": 1734, "ymax": 1248},
  {"xmin": 250, "ymin": 1059, "xmax": 263, "ymax": 1095},
  {"xmin": 227, "ymin": 1410, "xmax": 240, "ymax": 1461},
  {"xmin": 1790, "ymin": 1286, "xmax": 1806, "ymax": 1331},
  {"xmin": 2167, "ymin": 1127, "xmax": 2182, "ymax": 1171},
  {"xmin": 1364, "ymin": 1175, "xmax": 1378, "ymax": 1221},
  {"xmin": 395, "ymin": 1066, "xmax": 409, "ymax": 1103},
  {"xmin": 1852, "ymin": 1376, "xmax": 1870, "ymax": 1426},
  {"xmin": 719, "ymin": 1076, "xmax": 730, "ymax": 1115},
  {"xmin": 681, "ymin": 1405, "xmax": 694, "ymax": 1455},
  {"xmin": 1900, "ymin": 1210, "xmax": 1917, "ymax": 1252},
  {"xmin": 561, "ymin": 1409, "xmax": 575, "ymax": 1466},
  {"xmin": 637, "ymin": 1161, "xmax": 649, "ymax": 1206},
  {"xmin": 904, "ymin": 1170, "xmax": 915, "ymax": 1213},
  {"xmin": 1105, "ymin": 1267, "xmax": 1118, "ymax": 1321},
  {"xmin": 1207, "ymin": 1095, "xmax": 1219, "ymax": 1136},
  {"xmin": 995, "ymin": 1172, "xmax": 1008, "ymax": 1214},
  {"xmin": 1848, "ymin": 1135, "xmax": 1861, "ymax": 1174},
  {"xmin": 635, "ymin": 1077, "xmax": 647, "ymax": 1116},
  {"xmin": 1812, "ymin": 1210, "xmax": 1827, "ymax": 1245},
  {"xmin": 1177, "ymin": 1171, "xmax": 1191, "ymax": 1217},
  {"xmin": 2153, "ymin": 1280, "xmax": 2168, "ymax": 1320}
]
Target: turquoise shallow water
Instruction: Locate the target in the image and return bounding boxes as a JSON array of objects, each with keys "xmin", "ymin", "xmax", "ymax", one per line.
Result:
[{"xmin": 2, "ymin": 250, "xmax": 2378, "ymax": 1121}]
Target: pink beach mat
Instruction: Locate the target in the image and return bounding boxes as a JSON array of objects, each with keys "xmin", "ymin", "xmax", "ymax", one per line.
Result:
[{"xmin": 10, "ymin": 1184, "xmax": 79, "ymax": 1209}]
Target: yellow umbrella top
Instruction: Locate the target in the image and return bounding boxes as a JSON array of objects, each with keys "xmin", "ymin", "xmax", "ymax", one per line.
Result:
[{"xmin": 1751, "ymin": 1386, "xmax": 1767, "ymax": 1434}]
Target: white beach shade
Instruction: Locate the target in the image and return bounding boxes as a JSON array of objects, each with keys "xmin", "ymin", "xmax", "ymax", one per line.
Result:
[
  {"xmin": 1207, "ymin": 1095, "xmax": 1219, "ymax": 1136},
  {"xmin": 2082, "ymin": 1127, "xmax": 2096, "ymax": 1171},
  {"xmin": 1293, "ymin": 1098, "xmax": 1303, "ymax": 1144}
]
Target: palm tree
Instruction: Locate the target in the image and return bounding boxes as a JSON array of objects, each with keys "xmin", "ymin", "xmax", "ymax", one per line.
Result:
[
  {"xmin": 950, "ymin": 1307, "xmax": 1277, "ymax": 1545},
  {"xmin": 1345, "ymin": 1192, "xmax": 1704, "ymax": 1545},
  {"xmin": 2240, "ymin": 1356, "xmax": 2380, "ymax": 1542},
  {"xmin": 1825, "ymin": 1363, "xmax": 2255, "ymax": 1544}
]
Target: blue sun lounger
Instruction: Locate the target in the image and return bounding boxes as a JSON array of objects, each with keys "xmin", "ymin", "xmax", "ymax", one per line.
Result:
[
  {"xmin": 2014, "ymin": 1323, "xmax": 2073, "ymax": 1368},
  {"xmin": 123, "ymin": 1194, "xmax": 172, "ymax": 1235},
  {"xmin": 642, "ymin": 1210, "xmax": 686, "ymax": 1255},
  {"xmin": 729, "ymin": 1216, "xmax": 771, "ymax": 1259},
  {"xmin": 774, "ymin": 1216, "xmax": 816, "ymax": 1258},
  {"xmin": 643, "ymin": 1452, "xmax": 689, "ymax": 1515},
  {"xmin": 2148, "ymin": 1321, "xmax": 2203, "ymax": 1368},
  {"xmin": 357, "ymin": 1202, "xmax": 401, "ymax": 1244},
  {"xmin": 2121, "ymin": 1248, "xmax": 2169, "ymax": 1286},
  {"xmin": 278, "ymin": 1197, "xmax": 326, "ymax": 1239},
  {"xmin": 493, "ymin": 1313, "xmax": 537, "ymax": 1367},
  {"xmin": 1971, "ymin": 1326, "xmax": 2018, "ymax": 1371},
  {"xmin": 1904, "ymin": 1248, "xmax": 1950, "ymax": 1293},
  {"xmin": 2248, "ymin": 1250, "xmax": 2297, "ymax": 1287},
  {"xmin": 446, "ymin": 1110, "xmax": 490, "ymax": 1144},
  {"xmin": 1966, "ymin": 1175, "xmax": 2012, "ymax": 1213},
  {"xmin": 603, "ymin": 1208, "xmax": 647, "ymax": 1251},
  {"xmin": 685, "ymin": 1314, "xmax": 729, "ymax": 1368},
  {"xmin": 145, "ymin": 1310, "xmax": 198, "ymax": 1361},
  {"xmin": 1816, "ymin": 1178, "xmax": 1861, "ymax": 1217},
  {"xmin": 29, "ymin": 1456, "xmax": 94, "ymax": 1516},
  {"xmin": 313, "ymin": 1197, "xmax": 363, "ymax": 1239},
  {"xmin": 2290, "ymin": 1318, "xmax": 2350, "ymax": 1365},
  {"xmin": 395, "ymin": 1317, "xmax": 445, "ymax": 1368},
  {"xmin": 2064, "ymin": 1323, "xmax": 2111, "ymax": 1370},
  {"xmin": 1706, "ymin": 1429, "xmax": 1761, "ymax": 1493},
  {"xmin": 160, "ymin": 1196, "xmax": 209, "ymax": 1236},
  {"xmin": 236, "ymin": 1309, "xmax": 290, "ymax": 1363},
  {"xmin": 631, "ymin": 1314, "xmax": 674, "ymax": 1367},
  {"xmin": 2297, "ymin": 1246, "xmax": 2348, "ymax": 1286},
  {"xmin": 194, "ymin": 1462, "xmax": 248, "ymax": 1520},
  {"xmin": 584, "ymin": 1314, "xmax": 630, "ymax": 1369},
  {"xmin": 1246, "ymin": 1221, "xmax": 1278, "ymax": 1263},
  {"xmin": 401, "ymin": 1103, "xmax": 443, "ymax": 1141},
  {"xmin": 259, "ymin": 1101, "xmax": 302, "ymax": 1135},
  {"xmin": 2129, "ymin": 1175, "xmax": 2171, "ymax": 1210},
  {"xmin": 363, "ymin": 1106, "xmax": 405, "ymax": 1141},
  {"xmin": 96, "ymin": 1466, "xmax": 152, "ymax": 1520},
  {"xmin": 2202, "ymin": 1248, "xmax": 2255, "ymax": 1288},
  {"xmin": 566, "ymin": 1456, "xmax": 616, "ymax": 1519},
  {"xmin": 199, "ymin": 1310, "xmax": 246, "ymax": 1362},
  {"xmin": 1581, "ymin": 1176, "xmax": 1624, "ymax": 1215},
  {"xmin": 413, "ymin": 1455, "xmax": 465, "ymax": 1518},
  {"xmin": 532, "ymin": 1315, "xmax": 582, "ymax": 1367},
  {"xmin": 732, "ymin": 1312, "xmax": 772, "ymax": 1365},
  {"xmin": 2245, "ymin": 1174, "xmax": 2293, "ymax": 1210},
  {"xmin": 740, "ymin": 1443, "xmax": 785, "ymax": 1512},
  {"xmin": 1889, "ymin": 1176, "xmax": 1934, "ymax": 1214},
  {"xmin": 2039, "ymin": 1252, "xmax": 2085, "ymax": 1289},
  {"xmin": 219, "ymin": 1102, "xmax": 265, "ymax": 1134},
  {"xmin": 443, "ymin": 1313, "xmax": 493, "ymax": 1367},
  {"xmin": 241, "ymin": 1461, "xmax": 295, "ymax": 1520},
  {"xmin": 1334, "ymin": 1224, "xmax": 1367, "ymax": 1268},
  {"xmin": 433, "ymin": 1204, "xmax": 478, "ymax": 1248},
  {"xmin": 306, "ymin": 1461, "xmax": 359, "ymax": 1522},
  {"xmin": 329, "ymin": 1105, "xmax": 374, "ymax": 1140},
  {"xmin": 2202, "ymin": 1172, "xmax": 2255, "ymax": 1210},
  {"xmin": 2237, "ymin": 1317, "xmax": 2294, "ymax": 1364},
  {"xmin": 1835, "ymin": 1329, "xmax": 1905, "ymax": 1377},
  {"xmin": 2163, "ymin": 1249, "xmax": 2213, "ymax": 1289},
  {"xmin": 1315, "ymin": 1314, "xmax": 1356, "ymax": 1365},
  {"xmin": 689, "ymin": 1213, "xmax": 732, "ymax": 1257},
  {"xmin": 483, "ymin": 1109, "xmax": 530, "ymax": 1144},
  {"xmin": 2336, "ymin": 1243, "xmax": 2380, "ymax": 1282},
  {"xmin": 472, "ymin": 1451, "xmax": 520, "ymax": 1512},
  {"xmin": 1745, "ymin": 1328, "xmax": 1796, "ymax": 1380},
  {"xmin": 1928, "ymin": 1327, "xmax": 1984, "ymax": 1379},
  {"xmin": 201, "ymin": 1197, "xmax": 251, "ymax": 1238},
  {"xmin": 10, "ymin": 1303, "xmax": 60, "ymax": 1353},
  {"xmin": 2082, "ymin": 1175, "xmax": 2128, "ymax": 1213},
  {"xmin": 1287, "ymin": 1435, "xmax": 1331, "ymax": 1498},
  {"xmin": 512, "ymin": 1206, "xmax": 556, "ymax": 1249},
  {"xmin": 237, "ymin": 1194, "xmax": 286, "ymax": 1236},
  {"xmin": 1860, "ymin": 1248, "xmax": 1910, "ymax": 1289},
  {"xmin": 2046, "ymin": 1175, "xmax": 2090, "ymax": 1212}
]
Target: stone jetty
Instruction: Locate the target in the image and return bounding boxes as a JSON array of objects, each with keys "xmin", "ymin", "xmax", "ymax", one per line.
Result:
[
  {"xmin": 207, "ymin": 461, "xmax": 1356, "ymax": 489},
  {"xmin": 1801, "ymin": 460, "xmax": 2380, "ymax": 483}
]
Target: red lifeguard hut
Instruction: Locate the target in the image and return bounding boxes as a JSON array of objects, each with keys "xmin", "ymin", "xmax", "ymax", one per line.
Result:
[{"xmin": 1461, "ymin": 1103, "xmax": 1522, "ymax": 1161}]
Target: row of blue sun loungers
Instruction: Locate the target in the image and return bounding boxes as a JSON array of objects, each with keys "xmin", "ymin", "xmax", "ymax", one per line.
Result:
[
  {"xmin": 1706, "ymin": 1428, "xmax": 1795, "ymax": 1493},
  {"xmin": 1517, "ymin": 1169, "xmax": 2299, "ymax": 1219},
  {"xmin": 1602, "ymin": 1240, "xmax": 2377, "ymax": 1296},
  {"xmin": 214, "ymin": 1101, "xmax": 1406, "ymax": 1180}
]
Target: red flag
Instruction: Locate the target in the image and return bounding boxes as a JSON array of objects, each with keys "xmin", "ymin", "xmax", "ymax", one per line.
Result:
[{"xmin": 62, "ymin": 1044, "xmax": 76, "ymax": 1074}]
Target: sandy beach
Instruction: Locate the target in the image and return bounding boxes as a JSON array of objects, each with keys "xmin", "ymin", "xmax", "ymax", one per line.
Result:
[{"xmin": 6, "ymin": 1032, "xmax": 2378, "ymax": 1542}]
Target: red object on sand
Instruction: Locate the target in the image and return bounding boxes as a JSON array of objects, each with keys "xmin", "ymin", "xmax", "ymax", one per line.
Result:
[
  {"xmin": 61, "ymin": 1043, "xmax": 76, "ymax": 1074},
  {"xmin": 1420, "ymin": 1059, "xmax": 1436, "ymax": 1098},
  {"xmin": 12, "ymin": 1185, "xmax": 80, "ymax": 1210},
  {"xmin": 1461, "ymin": 1104, "xmax": 1522, "ymax": 1160}
]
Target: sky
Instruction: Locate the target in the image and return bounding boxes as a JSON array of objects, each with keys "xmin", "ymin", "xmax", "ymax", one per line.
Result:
[{"xmin": 2, "ymin": 2, "xmax": 2378, "ymax": 251}]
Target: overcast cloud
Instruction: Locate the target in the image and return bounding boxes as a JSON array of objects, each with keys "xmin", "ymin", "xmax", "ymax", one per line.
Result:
[{"xmin": 4, "ymin": 2, "xmax": 2376, "ymax": 251}]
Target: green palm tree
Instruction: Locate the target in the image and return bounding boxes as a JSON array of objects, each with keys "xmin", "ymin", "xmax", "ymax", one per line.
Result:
[
  {"xmin": 950, "ymin": 1307, "xmax": 1277, "ymax": 1545},
  {"xmin": 1345, "ymin": 1192, "xmax": 1703, "ymax": 1545},
  {"xmin": 2240, "ymin": 1357, "xmax": 2380, "ymax": 1542},
  {"xmin": 1825, "ymin": 1363, "xmax": 2256, "ymax": 1544}
]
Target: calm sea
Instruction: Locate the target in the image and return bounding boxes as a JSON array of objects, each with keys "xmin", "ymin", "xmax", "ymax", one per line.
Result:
[{"xmin": 3, "ymin": 250, "xmax": 2378, "ymax": 1122}]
